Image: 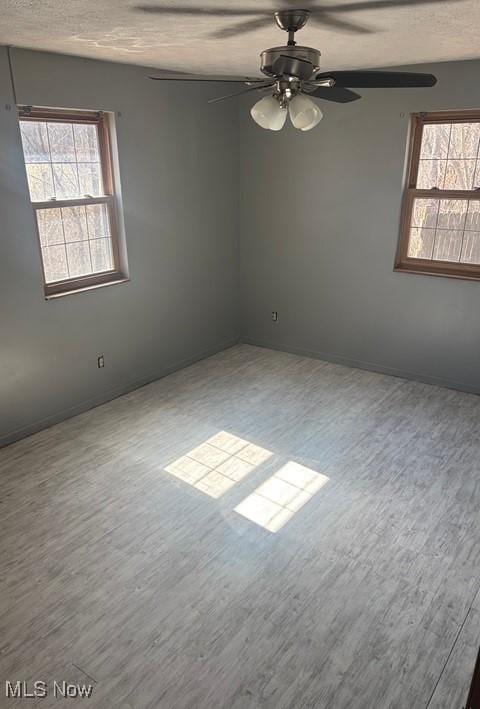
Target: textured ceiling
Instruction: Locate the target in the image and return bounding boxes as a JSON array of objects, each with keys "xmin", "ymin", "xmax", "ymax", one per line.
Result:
[{"xmin": 2, "ymin": 0, "xmax": 480, "ymax": 76}]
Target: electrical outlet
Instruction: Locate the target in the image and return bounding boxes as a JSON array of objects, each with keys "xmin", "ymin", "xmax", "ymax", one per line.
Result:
[
  {"xmin": 97, "ymin": 355, "xmax": 105, "ymax": 369},
  {"xmin": 272, "ymin": 311, "xmax": 278, "ymax": 322}
]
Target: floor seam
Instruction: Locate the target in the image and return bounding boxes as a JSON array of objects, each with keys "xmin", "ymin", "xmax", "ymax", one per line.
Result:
[
  {"xmin": 424, "ymin": 603, "xmax": 474, "ymax": 709},
  {"xmin": 71, "ymin": 662, "xmax": 98, "ymax": 684}
]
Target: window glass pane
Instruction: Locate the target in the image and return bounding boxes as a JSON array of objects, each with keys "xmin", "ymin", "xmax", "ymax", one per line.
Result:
[
  {"xmin": 409, "ymin": 198, "xmax": 480, "ymax": 265},
  {"xmin": 461, "ymin": 232, "xmax": 480, "ymax": 263},
  {"xmin": 475, "ymin": 163, "xmax": 480, "ymax": 190},
  {"xmin": 449, "ymin": 123, "xmax": 480, "ymax": 159},
  {"xmin": 444, "ymin": 160, "xmax": 476, "ymax": 190},
  {"xmin": 42, "ymin": 244, "xmax": 69, "ymax": 282},
  {"xmin": 432, "ymin": 229, "xmax": 463, "ymax": 261},
  {"xmin": 20, "ymin": 118, "xmax": 105, "ymax": 201},
  {"xmin": 86, "ymin": 203, "xmax": 110, "ymax": 238},
  {"xmin": 47, "ymin": 123, "xmax": 76, "ymax": 162},
  {"xmin": 26, "ymin": 164, "xmax": 54, "ymax": 201},
  {"xmin": 417, "ymin": 120, "xmax": 480, "ymax": 190},
  {"xmin": 61, "ymin": 206, "xmax": 88, "ymax": 243},
  {"xmin": 90, "ymin": 238, "xmax": 113, "ymax": 272},
  {"xmin": 20, "ymin": 121, "xmax": 50, "ymax": 163},
  {"xmin": 52, "ymin": 163, "xmax": 80, "ymax": 199},
  {"xmin": 37, "ymin": 209, "xmax": 64, "ymax": 247},
  {"xmin": 37, "ymin": 204, "xmax": 114, "ymax": 279},
  {"xmin": 436, "ymin": 199, "xmax": 468, "ymax": 230},
  {"xmin": 420, "ymin": 124, "xmax": 450, "ymax": 159},
  {"xmin": 411, "ymin": 198, "xmax": 439, "ymax": 229},
  {"xmin": 407, "ymin": 227, "xmax": 435, "ymax": 259},
  {"xmin": 66, "ymin": 241, "xmax": 92, "ymax": 277},
  {"xmin": 465, "ymin": 200, "xmax": 480, "ymax": 231},
  {"xmin": 78, "ymin": 163, "xmax": 103, "ymax": 196},
  {"xmin": 74, "ymin": 124, "xmax": 100, "ymax": 162},
  {"xmin": 417, "ymin": 160, "xmax": 446, "ymax": 189}
]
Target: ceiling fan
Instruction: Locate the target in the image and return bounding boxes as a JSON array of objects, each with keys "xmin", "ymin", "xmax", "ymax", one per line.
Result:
[
  {"xmin": 138, "ymin": 0, "xmax": 456, "ymax": 39},
  {"xmin": 149, "ymin": 9, "xmax": 437, "ymax": 132}
]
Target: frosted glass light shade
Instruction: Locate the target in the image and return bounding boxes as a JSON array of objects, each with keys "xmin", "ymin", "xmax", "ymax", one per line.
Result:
[
  {"xmin": 250, "ymin": 96, "xmax": 288, "ymax": 131},
  {"xmin": 289, "ymin": 94, "xmax": 323, "ymax": 131}
]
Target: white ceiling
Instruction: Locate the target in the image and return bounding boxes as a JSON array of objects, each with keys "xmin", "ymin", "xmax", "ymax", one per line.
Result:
[{"xmin": 2, "ymin": 0, "xmax": 480, "ymax": 76}]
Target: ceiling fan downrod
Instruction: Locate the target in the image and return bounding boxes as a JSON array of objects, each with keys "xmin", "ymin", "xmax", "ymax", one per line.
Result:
[{"xmin": 274, "ymin": 9, "xmax": 311, "ymax": 46}]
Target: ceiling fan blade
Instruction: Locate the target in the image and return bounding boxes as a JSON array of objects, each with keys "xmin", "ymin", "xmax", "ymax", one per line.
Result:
[
  {"xmin": 209, "ymin": 17, "xmax": 272, "ymax": 39},
  {"xmin": 208, "ymin": 84, "xmax": 274, "ymax": 104},
  {"xmin": 272, "ymin": 55, "xmax": 315, "ymax": 80},
  {"xmin": 149, "ymin": 75, "xmax": 265, "ymax": 83},
  {"xmin": 330, "ymin": 0, "xmax": 462, "ymax": 12},
  {"xmin": 310, "ymin": 13, "xmax": 374, "ymax": 34},
  {"xmin": 307, "ymin": 86, "xmax": 362, "ymax": 103},
  {"xmin": 136, "ymin": 5, "xmax": 269, "ymax": 17},
  {"xmin": 315, "ymin": 70, "xmax": 437, "ymax": 88}
]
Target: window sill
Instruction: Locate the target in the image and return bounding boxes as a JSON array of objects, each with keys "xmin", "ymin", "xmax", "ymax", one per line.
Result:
[
  {"xmin": 394, "ymin": 262, "xmax": 480, "ymax": 282},
  {"xmin": 45, "ymin": 275, "xmax": 130, "ymax": 300}
]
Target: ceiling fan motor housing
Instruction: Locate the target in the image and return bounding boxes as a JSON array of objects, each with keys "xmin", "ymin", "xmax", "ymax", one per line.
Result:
[{"xmin": 260, "ymin": 46, "xmax": 321, "ymax": 79}]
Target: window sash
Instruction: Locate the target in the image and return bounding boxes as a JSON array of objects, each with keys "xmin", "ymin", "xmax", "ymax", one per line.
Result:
[
  {"xmin": 396, "ymin": 111, "xmax": 480, "ymax": 280},
  {"xmin": 31, "ymin": 196, "xmax": 121, "ymax": 292},
  {"xmin": 19, "ymin": 108, "xmax": 114, "ymax": 203},
  {"xmin": 33, "ymin": 195, "xmax": 113, "ymax": 210}
]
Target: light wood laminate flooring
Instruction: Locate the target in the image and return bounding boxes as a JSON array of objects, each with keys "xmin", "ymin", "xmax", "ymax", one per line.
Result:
[{"xmin": 1, "ymin": 345, "xmax": 479, "ymax": 708}]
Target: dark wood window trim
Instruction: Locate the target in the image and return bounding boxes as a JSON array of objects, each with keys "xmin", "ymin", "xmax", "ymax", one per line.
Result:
[
  {"xmin": 19, "ymin": 106, "xmax": 127, "ymax": 298},
  {"xmin": 395, "ymin": 109, "xmax": 480, "ymax": 281}
]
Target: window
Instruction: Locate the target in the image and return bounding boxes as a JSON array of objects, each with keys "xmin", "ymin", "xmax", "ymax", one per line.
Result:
[
  {"xmin": 395, "ymin": 110, "xmax": 480, "ymax": 280},
  {"xmin": 19, "ymin": 106, "xmax": 127, "ymax": 297}
]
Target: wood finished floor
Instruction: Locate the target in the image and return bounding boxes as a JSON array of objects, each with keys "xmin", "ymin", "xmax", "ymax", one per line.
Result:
[{"xmin": 0, "ymin": 344, "xmax": 479, "ymax": 709}]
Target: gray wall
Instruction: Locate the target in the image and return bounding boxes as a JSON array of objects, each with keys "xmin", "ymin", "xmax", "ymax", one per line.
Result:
[
  {"xmin": 238, "ymin": 59, "xmax": 480, "ymax": 393},
  {"xmin": 0, "ymin": 48, "xmax": 239, "ymax": 446},
  {"xmin": 2, "ymin": 49, "xmax": 480, "ymax": 447}
]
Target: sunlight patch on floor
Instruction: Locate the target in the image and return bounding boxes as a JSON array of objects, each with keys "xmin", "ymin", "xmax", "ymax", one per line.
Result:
[
  {"xmin": 234, "ymin": 461, "xmax": 329, "ymax": 532},
  {"xmin": 164, "ymin": 431, "xmax": 273, "ymax": 498}
]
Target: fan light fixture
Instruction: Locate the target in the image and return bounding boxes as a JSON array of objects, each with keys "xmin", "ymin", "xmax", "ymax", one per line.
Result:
[
  {"xmin": 289, "ymin": 94, "xmax": 323, "ymax": 130},
  {"xmin": 250, "ymin": 95, "xmax": 287, "ymax": 131},
  {"xmin": 251, "ymin": 93, "xmax": 323, "ymax": 132}
]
